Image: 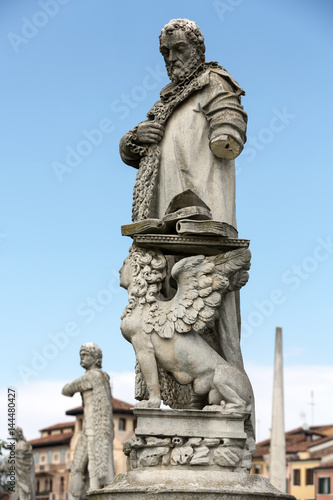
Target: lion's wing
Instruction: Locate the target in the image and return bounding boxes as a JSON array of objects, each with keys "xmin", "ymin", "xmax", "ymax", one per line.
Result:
[
  {"xmin": 143, "ymin": 254, "xmax": 227, "ymax": 338},
  {"xmin": 212, "ymin": 248, "xmax": 251, "ymax": 292},
  {"xmin": 143, "ymin": 249, "xmax": 251, "ymax": 339}
]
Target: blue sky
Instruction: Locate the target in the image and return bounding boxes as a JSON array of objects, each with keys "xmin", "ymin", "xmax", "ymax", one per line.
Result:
[{"xmin": 1, "ymin": 0, "xmax": 332, "ymax": 441}]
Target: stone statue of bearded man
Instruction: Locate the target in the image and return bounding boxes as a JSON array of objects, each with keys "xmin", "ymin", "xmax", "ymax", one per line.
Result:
[
  {"xmin": 119, "ymin": 17, "xmax": 249, "ymax": 392},
  {"xmin": 119, "ymin": 18, "xmax": 247, "ymax": 226}
]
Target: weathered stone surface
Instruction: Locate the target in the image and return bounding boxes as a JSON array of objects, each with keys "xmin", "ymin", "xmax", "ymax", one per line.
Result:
[
  {"xmin": 270, "ymin": 327, "xmax": 287, "ymax": 492},
  {"xmin": 62, "ymin": 343, "xmax": 115, "ymax": 499},
  {"xmin": 88, "ymin": 470, "xmax": 295, "ymax": 500},
  {"xmin": 134, "ymin": 408, "xmax": 248, "ymax": 440},
  {"xmin": 124, "ymin": 409, "xmax": 249, "ymax": 473},
  {"xmin": 134, "ymin": 234, "xmax": 249, "ymax": 255}
]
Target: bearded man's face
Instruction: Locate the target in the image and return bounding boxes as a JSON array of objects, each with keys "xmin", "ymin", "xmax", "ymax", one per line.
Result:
[{"xmin": 160, "ymin": 29, "xmax": 202, "ymax": 84}]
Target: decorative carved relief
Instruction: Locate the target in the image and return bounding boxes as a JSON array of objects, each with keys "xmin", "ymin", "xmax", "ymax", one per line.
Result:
[{"xmin": 124, "ymin": 434, "xmax": 247, "ymax": 470}]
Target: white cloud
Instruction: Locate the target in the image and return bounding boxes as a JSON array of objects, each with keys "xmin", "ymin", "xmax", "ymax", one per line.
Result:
[
  {"xmin": 109, "ymin": 371, "xmax": 136, "ymax": 405},
  {"xmin": 1, "ymin": 367, "xmax": 332, "ymax": 446},
  {"xmin": 246, "ymin": 364, "xmax": 333, "ymax": 442}
]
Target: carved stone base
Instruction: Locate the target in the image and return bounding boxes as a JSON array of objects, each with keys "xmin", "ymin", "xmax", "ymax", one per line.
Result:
[
  {"xmin": 127, "ymin": 408, "xmax": 251, "ymax": 471},
  {"xmin": 88, "ymin": 409, "xmax": 296, "ymax": 499}
]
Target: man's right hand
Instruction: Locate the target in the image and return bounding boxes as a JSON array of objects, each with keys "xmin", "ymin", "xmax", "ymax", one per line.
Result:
[{"xmin": 136, "ymin": 121, "xmax": 164, "ymax": 145}]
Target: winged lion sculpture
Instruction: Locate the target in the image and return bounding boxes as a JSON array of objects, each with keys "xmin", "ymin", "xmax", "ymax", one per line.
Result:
[{"xmin": 120, "ymin": 244, "xmax": 253, "ymax": 415}]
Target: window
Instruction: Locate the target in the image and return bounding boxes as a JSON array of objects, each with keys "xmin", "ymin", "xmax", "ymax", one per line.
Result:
[
  {"xmin": 53, "ymin": 453, "xmax": 59, "ymax": 461},
  {"xmin": 318, "ymin": 477, "xmax": 331, "ymax": 494},
  {"xmin": 34, "ymin": 452, "xmax": 39, "ymax": 465},
  {"xmin": 47, "ymin": 450, "xmax": 52, "ymax": 464},
  {"xmin": 45, "ymin": 479, "xmax": 49, "ymax": 491},
  {"xmin": 306, "ymin": 468, "xmax": 314, "ymax": 485},
  {"xmin": 60, "ymin": 448, "xmax": 66, "ymax": 463},
  {"xmin": 50, "ymin": 479, "xmax": 53, "ymax": 492},
  {"xmin": 118, "ymin": 418, "xmax": 126, "ymax": 431},
  {"xmin": 293, "ymin": 469, "xmax": 301, "ymax": 486},
  {"xmin": 36, "ymin": 480, "xmax": 40, "ymax": 492},
  {"xmin": 41, "ymin": 454, "xmax": 45, "ymax": 462},
  {"xmin": 254, "ymin": 465, "xmax": 261, "ymax": 474},
  {"xmin": 60, "ymin": 477, "xmax": 65, "ymax": 494}
]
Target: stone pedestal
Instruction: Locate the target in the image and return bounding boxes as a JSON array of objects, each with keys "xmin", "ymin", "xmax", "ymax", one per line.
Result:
[
  {"xmin": 89, "ymin": 470, "xmax": 294, "ymax": 499},
  {"xmin": 88, "ymin": 409, "xmax": 295, "ymax": 500}
]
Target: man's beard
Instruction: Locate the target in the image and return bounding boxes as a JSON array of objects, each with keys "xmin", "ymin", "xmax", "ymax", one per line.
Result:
[{"xmin": 166, "ymin": 52, "xmax": 202, "ymax": 84}]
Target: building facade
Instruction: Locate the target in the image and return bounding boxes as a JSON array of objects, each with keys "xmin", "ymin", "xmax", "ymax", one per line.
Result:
[
  {"xmin": 29, "ymin": 422, "xmax": 74, "ymax": 500},
  {"xmin": 314, "ymin": 457, "xmax": 333, "ymax": 499},
  {"xmin": 251, "ymin": 425, "xmax": 333, "ymax": 499}
]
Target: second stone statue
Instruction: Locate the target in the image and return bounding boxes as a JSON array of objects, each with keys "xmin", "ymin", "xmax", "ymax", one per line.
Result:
[{"xmin": 62, "ymin": 343, "xmax": 115, "ymax": 500}]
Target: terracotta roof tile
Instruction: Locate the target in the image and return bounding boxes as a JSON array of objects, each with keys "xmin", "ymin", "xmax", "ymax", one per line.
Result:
[
  {"xmin": 28, "ymin": 432, "xmax": 74, "ymax": 447},
  {"xmin": 311, "ymin": 446, "xmax": 333, "ymax": 460},
  {"xmin": 253, "ymin": 446, "xmax": 269, "ymax": 458},
  {"xmin": 66, "ymin": 397, "xmax": 133, "ymax": 415},
  {"xmin": 39, "ymin": 421, "xmax": 75, "ymax": 432},
  {"xmin": 315, "ymin": 459, "xmax": 333, "ymax": 469},
  {"xmin": 254, "ymin": 425, "xmax": 333, "ymax": 458},
  {"xmin": 111, "ymin": 397, "xmax": 133, "ymax": 410}
]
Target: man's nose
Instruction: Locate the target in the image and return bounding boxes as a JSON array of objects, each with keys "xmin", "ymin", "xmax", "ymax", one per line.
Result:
[{"xmin": 169, "ymin": 49, "xmax": 177, "ymax": 61}]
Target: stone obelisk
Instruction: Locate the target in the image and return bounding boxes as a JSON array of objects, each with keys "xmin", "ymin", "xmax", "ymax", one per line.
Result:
[{"xmin": 269, "ymin": 326, "xmax": 286, "ymax": 493}]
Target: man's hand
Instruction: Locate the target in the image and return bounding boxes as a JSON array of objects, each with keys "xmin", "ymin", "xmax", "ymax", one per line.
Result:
[
  {"xmin": 62, "ymin": 383, "xmax": 74, "ymax": 397},
  {"xmin": 136, "ymin": 121, "xmax": 164, "ymax": 145}
]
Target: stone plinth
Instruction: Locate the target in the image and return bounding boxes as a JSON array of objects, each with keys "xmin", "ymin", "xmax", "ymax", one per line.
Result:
[
  {"xmin": 135, "ymin": 408, "xmax": 248, "ymax": 439},
  {"xmin": 88, "ymin": 409, "xmax": 296, "ymax": 500},
  {"xmin": 125, "ymin": 408, "xmax": 250, "ymax": 472},
  {"xmin": 88, "ymin": 470, "xmax": 295, "ymax": 499},
  {"xmin": 134, "ymin": 234, "xmax": 250, "ymax": 256}
]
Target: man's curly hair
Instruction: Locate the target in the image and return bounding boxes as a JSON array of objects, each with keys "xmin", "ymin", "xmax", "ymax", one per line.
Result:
[
  {"xmin": 159, "ymin": 19, "xmax": 206, "ymax": 63},
  {"xmin": 121, "ymin": 245, "xmax": 167, "ymax": 318}
]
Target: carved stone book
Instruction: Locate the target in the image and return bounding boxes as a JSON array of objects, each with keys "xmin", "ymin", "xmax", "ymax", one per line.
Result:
[
  {"xmin": 121, "ymin": 205, "xmax": 212, "ymax": 237},
  {"xmin": 176, "ymin": 219, "xmax": 238, "ymax": 238}
]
